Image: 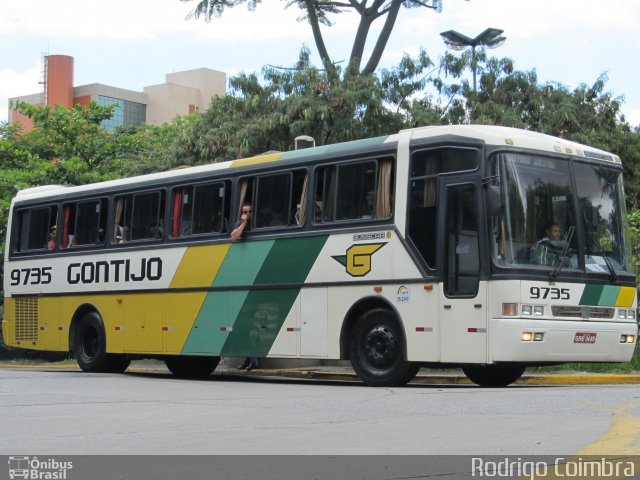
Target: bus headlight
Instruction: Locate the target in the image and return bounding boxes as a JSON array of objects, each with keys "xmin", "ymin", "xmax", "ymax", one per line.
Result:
[
  {"xmin": 618, "ymin": 309, "xmax": 637, "ymax": 320},
  {"xmin": 522, "ymin": 332, "xmax": 544, "ymax": 342}
]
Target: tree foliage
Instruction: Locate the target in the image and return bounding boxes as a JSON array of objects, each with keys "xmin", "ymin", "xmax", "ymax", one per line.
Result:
[
  {"xmin": 170, "ymin": 46, "xmax": 440, "ymax": 163},
  {"xmin": 181, "ymin": 0, "xmax": 447, "ymax": 80}
]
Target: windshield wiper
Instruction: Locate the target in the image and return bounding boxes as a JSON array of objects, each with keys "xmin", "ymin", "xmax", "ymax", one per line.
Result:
[
  {"xmin": 601, "ymin": 254, "xmax": 618, "ymax": 283},
  {"xmin": 549, "ymin": 225, "xmax": 575, "ymax": 282}
]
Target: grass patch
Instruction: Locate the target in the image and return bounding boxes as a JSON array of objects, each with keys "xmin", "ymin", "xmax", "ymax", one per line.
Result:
[{"xmin": 534, "ymin": 342, "xmax": 640, "ymax": 374}]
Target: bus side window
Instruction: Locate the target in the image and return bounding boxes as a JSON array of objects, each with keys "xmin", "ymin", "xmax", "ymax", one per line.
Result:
[
  {"xmin": 63, "ymin": 198, "xmax": 108, "ymax": 247},
  {"xmin": 16, "ymin": 206, "xmax": 58, "ymax": 252},
  {"xmin": 113, "ymin": 191, "xmax": 165, "ymax": 242},
  {"xmin": 314, "ymin": 158, "xmax": 391, "ymax": 223},
  {"xmin": 255, "ymin": 173, "xmax": 291, "ymax": 229},
  {"xmin": 172, "ymin": 181, "xmax": 231, "ymax": 236}
]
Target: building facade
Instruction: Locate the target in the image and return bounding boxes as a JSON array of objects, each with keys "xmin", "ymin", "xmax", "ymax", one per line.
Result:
[{"xmin": 9, "ymin": 55, "xmax": 226, "ymax": 132}]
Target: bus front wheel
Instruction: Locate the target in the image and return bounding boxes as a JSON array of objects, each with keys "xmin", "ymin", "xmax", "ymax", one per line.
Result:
[
  {"xmin": 349, "ymin": 309, "xmax": 419, "ymax": 387},
  {"xmin": 165, "ymin": 356, "xmax": 220, "ymax": 379},
  {"xmin": 462, "ymin": 364, "xmax": 526, "ymax": 387},
  {"xmin": 74, "ymin": 312, "xmax": 130, "ymax": 373}
]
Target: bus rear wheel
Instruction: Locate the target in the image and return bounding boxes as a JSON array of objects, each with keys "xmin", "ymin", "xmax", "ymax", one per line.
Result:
[
  {"xmin": 462, "ymin": 364, "xmax": 526, "ymax": 387},
  {"xmin": 349, "ymin": 309, "xmax": 419, "ymax": 387},
  {"xmin": 74, "ymin": 312, "xmax": 130, "ymax": 373},
  {"xmin": 165, "ymin": 356, "xmax": 220, "ymax": 379}
]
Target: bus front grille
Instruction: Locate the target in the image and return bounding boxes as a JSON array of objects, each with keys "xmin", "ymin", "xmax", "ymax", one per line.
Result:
[
  {"xmin": 551, "ymin": 305, "xmax": 615, "ymax": 319},
  {"xmin": 14, "ymin": 298, "xmax": 39, "ymax": 342}
]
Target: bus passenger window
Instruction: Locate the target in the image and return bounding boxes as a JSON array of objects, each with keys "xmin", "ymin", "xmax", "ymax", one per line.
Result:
[
  {"xmin": 113, "ymin": 191, "xmax": 165, "ymax": 243},
  {"xmin": 16, "ymin": 206, "xmax": 58, "ymax": 252},
  {"xmin": 64, "ymin": 199, "xmax": 108, "ymax": 247},
  {"xmin": 314, "ymin": 158, "xmax": 391, "ymax": 223},
  {"xmin": 335, "ymin": 162, "xmax": 376, "ymax": 220},
  {"xmin": 255, "ymin": 173, "xmax": 291, "ymax": 229}
]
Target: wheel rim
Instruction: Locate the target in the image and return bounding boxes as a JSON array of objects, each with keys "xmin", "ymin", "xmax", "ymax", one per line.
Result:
[
  {"xmin": 362, "ymin": 325, "xmax": 398, "ymax": 370},
  {"xmin": 81, "ymin": 327, "xmax": 99, "ymax": 360}
]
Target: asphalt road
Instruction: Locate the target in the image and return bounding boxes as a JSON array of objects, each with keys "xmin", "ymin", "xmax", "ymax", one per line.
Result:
[{"xmin": 1, "ymin": 367, "xmax": 639, "ymax": 457}]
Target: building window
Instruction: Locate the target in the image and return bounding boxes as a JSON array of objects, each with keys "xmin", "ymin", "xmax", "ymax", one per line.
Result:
[{"xmin": 98, "ymin": 95, "xmax": 146, "ymax": 130}]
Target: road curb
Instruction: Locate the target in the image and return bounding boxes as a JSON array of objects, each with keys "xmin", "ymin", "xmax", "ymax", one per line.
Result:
[
  {"xmin": 238, "ymin": 369, "xmax": 640, "ymax": 385},
  {"xmin": 2, "ymin": 363, "xmax": 638, "ymax": 385}
]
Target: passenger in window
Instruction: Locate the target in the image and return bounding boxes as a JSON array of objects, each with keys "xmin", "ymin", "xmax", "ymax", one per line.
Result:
[
  {"xmin": 97, "ymin": 228, "xmax": 106, "ymax": 245},
  {"xmin": 231, "ymin": 204, "xmax": 258, "ymax": 371},
  {"xmin": 151, "ymin": 227, "xmax": 163, "ymax": 239},
  {"xmin": 538, "ymin": 222, "xmax": 561, "ymax": 244},
  {"xmin": 531, "ymin": 222, "xmax": 567, "ymax": 266},
  {"xmin": 314, "ymin": 202, "xmax": 323, "ymax": 222},
  {"xmin": 117, "ymin": 225, "xmax": 130, "ymax": 244},
  {"xmin": 48, "ymin": 225, "xmax": 57, "ymax": 250},
  {"xmin": 231, "ymin": 204, "xmax": 252, "ymax": 241}
]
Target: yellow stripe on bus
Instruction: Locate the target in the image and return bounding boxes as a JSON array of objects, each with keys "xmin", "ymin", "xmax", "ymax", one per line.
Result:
[
  {"xmin": 170, "ymin": 244, "xmax": 231, "ymax": 289},
  {"xmin": 615, "ymin": 286, "xmax": 636, "ymax": 308},
  {"xmin": 231, "ymin": 152, "xmax": 282, "ymax": 168}
]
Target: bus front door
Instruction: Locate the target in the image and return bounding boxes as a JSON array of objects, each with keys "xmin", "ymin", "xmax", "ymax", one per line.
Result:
[{"xmin": 438, "ymin": 181, "xmax": 488, "ymax": 363}]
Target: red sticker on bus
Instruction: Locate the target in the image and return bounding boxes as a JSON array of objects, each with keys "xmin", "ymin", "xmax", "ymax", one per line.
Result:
[{"xmin": 574, "ymin": 332, "xmax": 597, "ymax": 344}]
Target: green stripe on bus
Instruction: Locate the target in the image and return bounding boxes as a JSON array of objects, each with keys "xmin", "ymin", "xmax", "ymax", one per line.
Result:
[
  {"xmin": 598, "ymin": 285, "xmax": 620, "ymax": 306},
  {"xmin": 220, "ymin": 235, "xmax": 328, "ymax": 356},
  {"xmin": 181, "ymin": 241, "xmax": 274, "ymax": 354},
  {"xmin": 254, "ymin": 236, "xmax": 328, "ymax": 285},
  {"xmin": 579, "ymin": 284, "xmax": 604, "ymax": 306},
  {"xmin": 213, "ymin": 240, "xmax": 275, "ymax": 287},
  {"xmin": 220, "ymin": 288, "xmax": 300, "ymax": 357},
  {"xmin": 181, "ymin": 236, "xmax": 327, "ymax": 356}
]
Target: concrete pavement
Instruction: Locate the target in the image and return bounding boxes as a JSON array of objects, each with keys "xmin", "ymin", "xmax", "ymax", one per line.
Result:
[{"xmin": 1, "ymin": 361, "xmax": 639, "ymax": 385}]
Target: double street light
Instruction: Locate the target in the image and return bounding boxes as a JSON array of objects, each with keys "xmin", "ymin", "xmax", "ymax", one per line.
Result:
[{"xmin": 440, "ymin": 28, "xmax": 506, "ymax": 92}]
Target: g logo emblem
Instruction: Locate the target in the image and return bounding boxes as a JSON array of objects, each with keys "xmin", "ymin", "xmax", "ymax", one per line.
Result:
[{"xmin": 333, "ymin": 243, "xmax": 386, "ymax": 277}]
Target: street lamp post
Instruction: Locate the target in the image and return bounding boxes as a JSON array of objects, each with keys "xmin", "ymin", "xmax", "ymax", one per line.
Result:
[{"xmin": 440, "ymin": 28, "xmax": 506, "ymax": 93}]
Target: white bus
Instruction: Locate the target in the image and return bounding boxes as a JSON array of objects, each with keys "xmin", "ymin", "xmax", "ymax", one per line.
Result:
[{"xmin": 2, "ymin": 125, "xmax": 637, "ymax": 386}]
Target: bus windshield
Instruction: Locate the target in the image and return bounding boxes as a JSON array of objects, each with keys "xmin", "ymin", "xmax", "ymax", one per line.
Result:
[{"xmin": 490, "ymin": 152, "xmax": 632, "ymax": 275}]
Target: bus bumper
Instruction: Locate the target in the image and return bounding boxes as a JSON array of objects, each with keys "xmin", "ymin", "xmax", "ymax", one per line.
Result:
[{"xmin": 490, "ymin": 318, "xmax": 638, "ymax": 363}]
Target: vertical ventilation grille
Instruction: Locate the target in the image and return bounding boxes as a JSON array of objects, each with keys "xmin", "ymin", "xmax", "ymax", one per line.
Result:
[{"xmin": 15, "ymin": 298, "xmax": 39, "ymax": 342}]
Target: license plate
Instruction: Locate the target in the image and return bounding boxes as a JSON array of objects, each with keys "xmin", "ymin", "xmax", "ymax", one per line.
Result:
[{"xmin": 574, "ymin": 332, "xmax": 597, "ymax": 344}]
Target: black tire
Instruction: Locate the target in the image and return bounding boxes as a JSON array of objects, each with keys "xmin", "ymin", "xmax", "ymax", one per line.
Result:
[
  {"xmin": 104, "ymin": 355, "xmax": 131, "ymax": 373},
  {"xmin": 74, "ymin": 312, "xmax": 109, "ymax": 372},
  {"xmin": 462, "ymin": 364, "xmax": 526, "ymax": 387},
  {"xmin": 165, "ymin": 356, "xmax": 220, "ymax": 379},
  {"xmin": 349, "ymin": 309, "xmax": 419, "ymax": 387},
  {"xmin": 74, "ymin": 312, "xmax": 130, "ymax": 373}
]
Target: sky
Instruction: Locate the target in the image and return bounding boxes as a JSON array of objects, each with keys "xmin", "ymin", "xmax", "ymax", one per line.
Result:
[{"xmin": 1, "ymin": 0, "xmax": 639, "ymax": 128}]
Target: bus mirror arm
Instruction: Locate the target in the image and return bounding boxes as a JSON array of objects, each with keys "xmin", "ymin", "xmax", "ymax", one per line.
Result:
[{"xmin": 485, "ymin": 184, "xmax": 503, "ymax": 216}]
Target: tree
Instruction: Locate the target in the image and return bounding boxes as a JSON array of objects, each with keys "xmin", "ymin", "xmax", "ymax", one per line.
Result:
[
  {"xmin": 171, "ymin": 47, "xmax": 443, "ymax": 163},
  {"xmin": 13, "ymin": 101, "xmax": 140, "ymax": 185},
  {"xmin": 181, "ymin": 0, "xmax": 449, "ymax": 81}
]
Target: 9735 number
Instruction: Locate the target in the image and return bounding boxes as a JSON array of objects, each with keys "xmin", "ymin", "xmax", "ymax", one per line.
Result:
[
  {"xmin": 530, "ymin": 286, "xmax": 570, "ymax": 300},
  {"xmin": 10, "ymin": 267, "xmax": 52, "ymax": 286}
]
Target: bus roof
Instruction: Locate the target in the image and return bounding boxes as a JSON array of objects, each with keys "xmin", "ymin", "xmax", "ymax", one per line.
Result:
[
  {"xmin": 407, "ymin": 125, "xmax": 620, "ymax": 163},
  {"xmin": 13, "ymin": 125, "xmax": 620, "ymax": 203}
]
